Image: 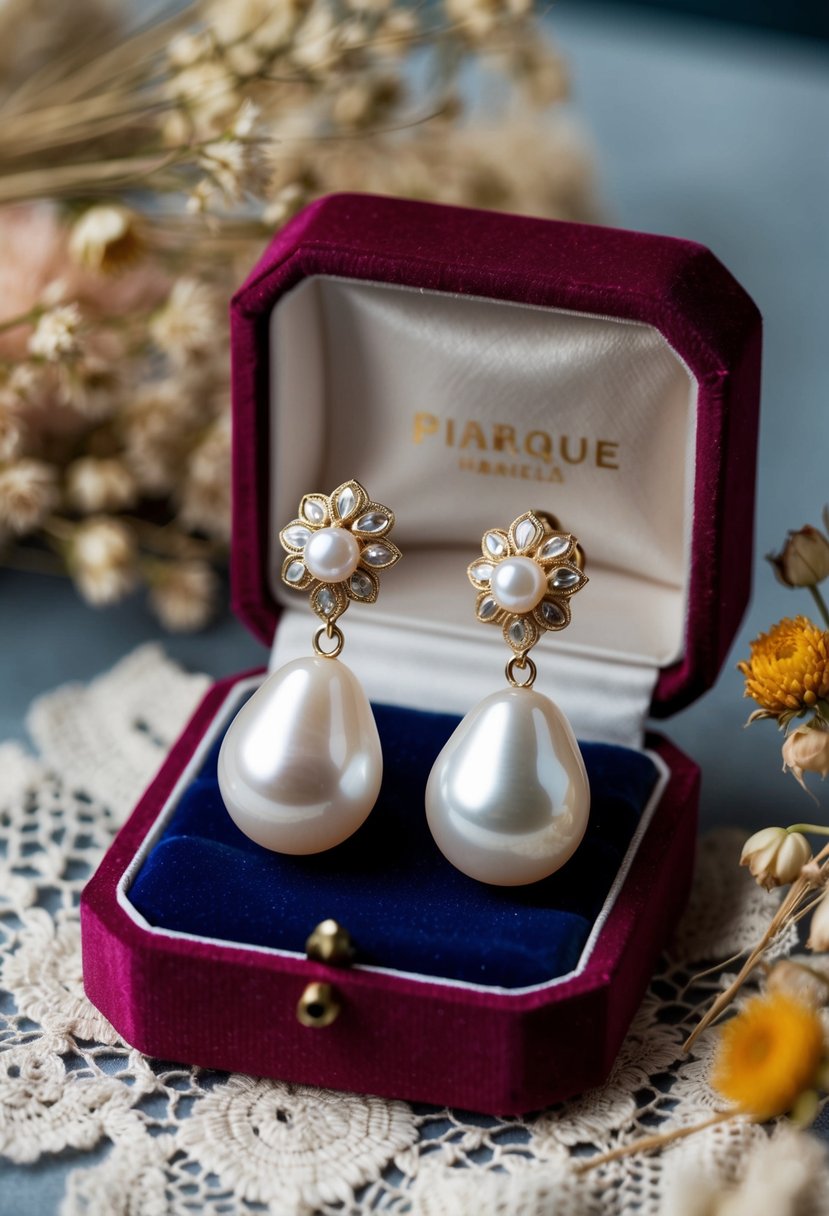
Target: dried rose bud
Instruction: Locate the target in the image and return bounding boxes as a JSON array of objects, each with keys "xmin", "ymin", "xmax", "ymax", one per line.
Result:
[
  {"xmin": 768, "ymin": 525, "xmax": 829, "ymax": 588},
  {"xmin": 783, "ymin": 725, "xmax": 829, "ymax": 794},
  {"xmin": 740, "ymin": 826, "xmax": 812, "ymax": 890},
  {"xmin": 808, "ymin": 889, "xmax": 829, "ymax": 952}
]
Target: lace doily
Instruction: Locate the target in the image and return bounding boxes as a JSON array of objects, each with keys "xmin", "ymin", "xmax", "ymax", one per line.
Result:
[{"xmin": 0, "ymin": 645, "xmax": 799, "ymax": 1215}]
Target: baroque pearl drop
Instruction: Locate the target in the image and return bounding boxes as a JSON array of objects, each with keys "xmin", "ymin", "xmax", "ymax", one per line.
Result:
[
  {"xmin": 304, "ymin": 527, "xmax": 361, "ymax": 583},
  {"xmin": 425, "ymin": 688, "xmax": 590, "ymax": 886},
  {"xmin": 218, "ymin": 657, "xmax": 382, "ymax": 854},
  {"xmin": 491, "ymin": 556, "xmax": 546, "ymax": 614}
]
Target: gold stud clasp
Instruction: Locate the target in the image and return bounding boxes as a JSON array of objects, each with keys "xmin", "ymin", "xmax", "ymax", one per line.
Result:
[
  {"xmin": 296, "ymin": 981, "xmax": 341, "ymax": 1028},
  {"xmin": 305, "ymin": 918, "xmax": 355, "ymax": 967}
]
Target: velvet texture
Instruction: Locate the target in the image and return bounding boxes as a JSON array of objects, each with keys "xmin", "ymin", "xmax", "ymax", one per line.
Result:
[
  {"xmin": 129, "ymin": 699, "xmax": 659, "ymax": 989},
  {"xmin": 81, "ymin": 673, "xmax": 700, "ymax": 1114},
  {"xmin": 230, "ymin": 194, "xmax": 762, "ymax": 716}
]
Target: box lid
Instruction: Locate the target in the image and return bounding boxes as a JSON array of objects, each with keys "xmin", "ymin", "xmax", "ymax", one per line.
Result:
[{"xmin": 229, "ymin": 193, "xmax": 761, "ymax": 725}]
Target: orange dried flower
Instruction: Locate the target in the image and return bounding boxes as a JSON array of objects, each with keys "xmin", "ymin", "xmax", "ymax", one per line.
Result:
[
  {"xmin": 738, "ymin": 616, "xmax": 829, "ymax": 723},
  {"xmin": 712, "ymin": 992, "xmax": 825, "ymax": 1120}
]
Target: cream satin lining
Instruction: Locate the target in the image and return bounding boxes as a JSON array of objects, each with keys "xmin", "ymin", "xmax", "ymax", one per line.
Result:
[{"xmin": 267, "ymin": 276, "xmax": 697, "ymax": 746}]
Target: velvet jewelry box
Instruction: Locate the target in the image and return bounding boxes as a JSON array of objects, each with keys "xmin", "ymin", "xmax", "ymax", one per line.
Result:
[{"xmin": 81, "ymin": 194, "xmax": 761, "ymax": 1115}]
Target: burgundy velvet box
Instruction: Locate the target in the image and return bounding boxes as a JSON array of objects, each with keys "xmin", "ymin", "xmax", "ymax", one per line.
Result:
[{"xmin": 81, "ymin": 193, "xmax": 761, "ymax": 1115}]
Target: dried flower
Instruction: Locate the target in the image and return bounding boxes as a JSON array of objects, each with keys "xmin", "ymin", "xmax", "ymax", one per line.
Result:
[
  {"xmin": 148, "ymin": 560, "xmax": 219, "ymax": 632},
  {"xmin": 711, "ymin": 991, "xmax": 825, "ymax": 1120},
  {"xmin": 332, "ymin": 75, "xmax": 402, "ymax": 129},
  {"xmin": 738, "ymin": 617, "xmax": 829, "ymax": 725},
  {"xmin": 807, "ymin": 889, "xmax": 829, "ymax": 952},
  {"xmin": 70, "ymin": 517, "xmax": 137, "ymax": 606},
  {"xmin": 164, "ymin": 59, "xmax": 240, "ymax": 143},
  {"xmin": 150, "ymin": 279, "xmax": 220, "ymax": 364},
  {"xmin": 0, "ymin": 395, "xmax": 24, "ymax": 461},
  {"xmin": 0, "ymin": 460, "xmax": 57, "ymax": 534},
  {"xmin": 782, "ymin": 725, "xmax": 829, "ymax": 794},
  {"xmin": 446, "ymin": 0, "xmax": 531, "ymax": 41},
  {"xmin": 66, "ymin": 457, "xmax": 137, "ymax": 515},
  {"xmin": 768, "ymin": 525, "xmax": 829, "ymax": 589},
  {"xmin": 766, "ymin": 956, "xmax": 829, "ymax": 1008},
  {"xmin": 740, "ymin": 827, "xmax": 812, "ymax": 890},
  {"xmin": 61, "ymin": 355, "xmax": 122, "ymax": 421},
  {"xmin": 662, "ymin": 1125, "xmax": 829, "ymax": 1216},
  {"xmin": 198, "ymin": 136, "xmax": 269, "ymax": 205},
  {"xmin": 177, "ymin": 419, "xmax": 231, "ymax": 541},
  {"xmin": 28, "ymin": 304, "xmax": 82, "ymax": 362},
  {"xmin": 262, "ymin": 182, "xmax": 308, "ymax": 228},
  {"xmin": 68, "ymin": 205, "xmax": 144, "ymax": 274},
  {"xmin": 120, "ymin": 383, "xmax": 194, "ymax": 495}
]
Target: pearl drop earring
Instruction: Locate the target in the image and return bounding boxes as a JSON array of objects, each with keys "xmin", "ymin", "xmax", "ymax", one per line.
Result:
[
  {"xmin": 218, "ymin": 479, "xmax": 401, "ymax": 854},
  {"xmin": 426, "ymin": 511, "xmax": 590, "ymax": 886}
]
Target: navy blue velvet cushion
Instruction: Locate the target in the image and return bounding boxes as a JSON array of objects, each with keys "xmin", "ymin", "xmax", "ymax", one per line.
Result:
[{"xmin": 129, "ymin": 702, "xmax": 659, "ymax": 989}]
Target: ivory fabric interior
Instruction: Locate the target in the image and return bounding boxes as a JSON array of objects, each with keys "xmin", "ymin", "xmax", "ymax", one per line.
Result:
[
  {"xmin": 128, "ymin": 689, "xmax": 661, "ymax": 990},
  {"xmin": 267, "ymin": 278, "xmax": 697, "ymax": 746}
]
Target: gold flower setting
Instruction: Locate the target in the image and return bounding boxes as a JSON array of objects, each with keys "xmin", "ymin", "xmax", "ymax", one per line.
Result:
[
  {"xmin": 279, "ymin": 478, "xmax": 400, "ymax": 626},
  {"xmin": 468, "ymin": 510, "xmax": 587, "ymax": 656}
]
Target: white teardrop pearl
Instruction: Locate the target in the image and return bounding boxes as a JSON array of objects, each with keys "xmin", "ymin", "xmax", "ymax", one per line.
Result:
[
  {"xmin": 304, "ymin": 527, "xmax": 361, "ymax": 583},
  {"xmin": 425, "ymin": 688, "xmax": 590, "ymax": 886},
  {"xmin": 491, "ymin": 556, "xmax": 546, "ymax": 614},
  {"xmin": 218, "ymin": 657, "xmax": 382, "ymax": 854}
]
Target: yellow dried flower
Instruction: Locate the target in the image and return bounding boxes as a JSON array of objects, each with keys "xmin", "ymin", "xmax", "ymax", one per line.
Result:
[
  {"xmin": 738, "ymin": 616, "xmax": 829, "ymax": 723},
  {"xmin": 711, "ymin": 991, "xmax": 825, "ymax": 1120}
]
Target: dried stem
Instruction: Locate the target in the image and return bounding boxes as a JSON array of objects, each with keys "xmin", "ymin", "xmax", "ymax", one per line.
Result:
[
  {"xmin": 809, "ymin": 585, "xmax": 829, "ymax": 630},
  {"xmin": 574, "ymin": 1109, "xmax": 739, "ymax": 1174},
  {"xmin": 683, "ymin": 840, "xmax": 829, "ymax": 1051}
]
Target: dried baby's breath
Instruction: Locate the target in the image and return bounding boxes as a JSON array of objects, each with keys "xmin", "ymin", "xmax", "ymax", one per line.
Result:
[{"xmin": 0, "ymin": 0, "xmax": 595, "ymax": 629}]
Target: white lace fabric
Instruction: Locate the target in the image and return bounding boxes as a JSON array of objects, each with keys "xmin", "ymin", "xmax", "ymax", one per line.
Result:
[{"xmin": 0, "ymin": 645, "xmax": 796, "ymax": 1215}]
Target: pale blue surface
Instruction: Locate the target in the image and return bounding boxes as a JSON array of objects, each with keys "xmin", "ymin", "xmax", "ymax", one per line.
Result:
[{"xmin": 1, "ymin": 5, "xmax": 828, "ymax": 1210}]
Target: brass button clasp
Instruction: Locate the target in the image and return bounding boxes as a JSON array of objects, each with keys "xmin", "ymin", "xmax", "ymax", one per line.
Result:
[{"xmin": 297, "ymin": 981, "xmax": 341, "ymax": 1028}]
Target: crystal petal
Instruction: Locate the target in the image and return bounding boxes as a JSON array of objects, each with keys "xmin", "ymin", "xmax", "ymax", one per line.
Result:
[
  {"xmin": 285, "ymin": 560, "xmax": 306, "ymax": 584},
  {"xmin": 317, "ymin": 586, "xmax": 337, "ymax": 616},
  {"xmin": 350, "ymin": 571, "xmax": 374, "ymax": 599},
  {"xmin": 362, "ymin": 543, "xmax": 394, "ymax": 567},
  {"xmin": 515, "ymin": 520, "xmax": 537, "ymax": 550},
  {"xmin": 303, "ymin": 499, "xmax": 326, "ymax": 524},
  {"xmin": 470, "ymin": 561, "xmax": 494, "ymax": 585},
  {"xmin": 284, "ymin": 525, "xmax": 311, "ymax": 549},
  {"xmin": 539, "ymin": 599, "xmax": 566, "ymax": 626},
  {"xmin": 550, "ymin": 567, "xmax": 581, "ymax": 591},
  {"xmin": 479, "ymin": 595, "xmax": 498, "ymax": 620},
  {"xmin": 484, "ymin": 532, "xmax": 507, "ymax": 558},
  {"xmin": 509, "ymin": 619, "xmax": 527, "ymax": 646},
  {"xmin": 355, "ymin": 511, "xmax": 388, "ymax": 534},
  {"xmin": 337, "ymin": 486, "xmax": 356, "ymax": 518},
  {"xmin": 539, "ymin": 536, "xmax": 570, "ymax": 561}
]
